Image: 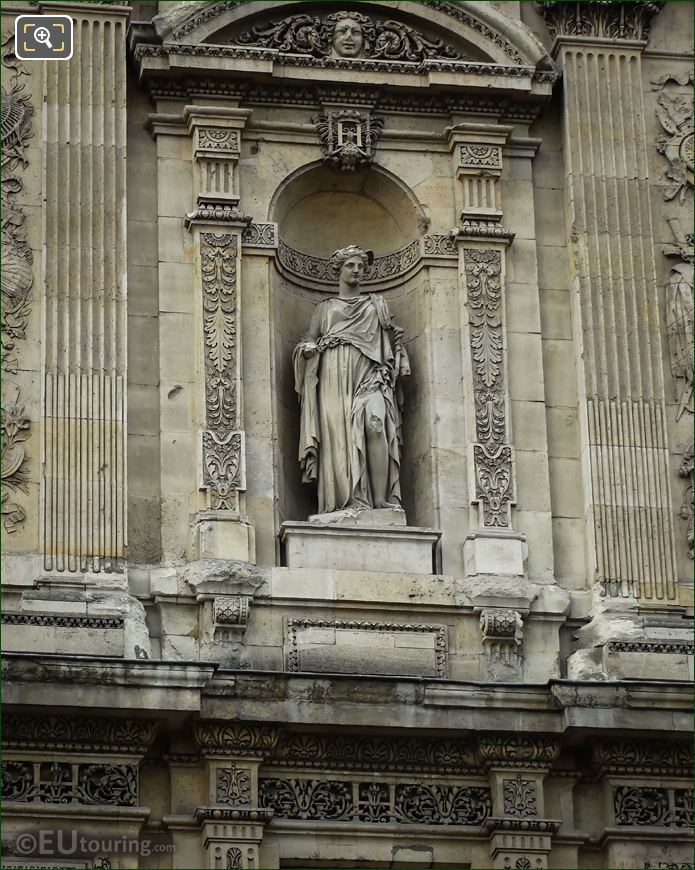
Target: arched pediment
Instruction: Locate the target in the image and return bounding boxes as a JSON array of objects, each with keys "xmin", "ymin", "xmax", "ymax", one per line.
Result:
[{"xmin": 151, "ymin": 0, "xmax": 550, "ymax": 71}]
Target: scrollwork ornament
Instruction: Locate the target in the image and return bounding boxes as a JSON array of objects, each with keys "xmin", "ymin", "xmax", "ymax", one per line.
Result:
[
  {"xmin": 655, "ymin": 91, "xmax": 694, "ymax": 204},
  {"xmin": 474, "ymin": 444, "xmax": 513, "ymax": 527},
  {"xmin": 202, "ymin": 430, "xmax": 242, "ymax": 508},
  {"xmin": 216, "ymin": 764, "xmax": 251, "ymax": 806},
  {"xmin": 503, "ymin": 774, "xmax": 538, "ymax": 817}
]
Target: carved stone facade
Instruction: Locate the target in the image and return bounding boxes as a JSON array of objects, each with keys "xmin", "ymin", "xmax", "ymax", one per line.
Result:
[{"xmin": 1, "ymin": 1, "xmax": 692, "ymax": 869}]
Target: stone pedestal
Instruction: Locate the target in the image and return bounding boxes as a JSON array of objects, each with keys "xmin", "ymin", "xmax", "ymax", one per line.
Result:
[{"xmin": 279, "ymin": 522, "xmax": 441, "ymax": 574}]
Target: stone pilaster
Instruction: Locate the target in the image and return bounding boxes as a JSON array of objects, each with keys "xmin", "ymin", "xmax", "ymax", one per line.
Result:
[
  {"xmin": 478, "ymin": 734, "xmax": 561, "ymax": 870},
  {"xmin": 538, "ymin": 1, "xmax": 678, "ymax": 605},
  {"xmin": 192, "ymin": 721, "xmax": 278, "ymax": 869},
  {"xmin": 448, "ymin": 126, "xmax": 526, "ymax": 579},
  {"xmin": 184, "ymin": 107, "xmax": 255, "ymax": 561},
  {"xmin": 41, "ymin": 3, "xmax": 130, "ymax": 577}
]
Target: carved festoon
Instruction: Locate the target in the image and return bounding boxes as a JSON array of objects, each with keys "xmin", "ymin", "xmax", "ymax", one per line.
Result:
[{"xmin": 312, "ymin": 109, "xmax": 384, "ymax": 172}]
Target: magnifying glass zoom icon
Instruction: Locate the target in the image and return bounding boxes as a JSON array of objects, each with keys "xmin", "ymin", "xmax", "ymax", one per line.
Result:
[{"xmin": 34, "ymin": 26, "xmax": 53, "ymax": 49}]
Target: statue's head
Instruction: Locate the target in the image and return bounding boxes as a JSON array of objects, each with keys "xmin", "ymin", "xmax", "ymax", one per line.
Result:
[
  {"xmin": 324, "ymin": 11, "xmax": 370, "ymax": 58},
  {"xmin": 331, "ymin": 244, "xmax": 373, "ymax": 287}
]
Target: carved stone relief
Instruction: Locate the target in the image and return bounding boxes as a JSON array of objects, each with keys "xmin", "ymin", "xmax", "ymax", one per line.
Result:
[
  {"xmin": 503, "ymin": 774, "xmax": 538, "ymax": 817},
  {"xmin": 613, "ymin": 786, "xmax": 694, "ymax": 828},
  {"xmin": 2, "ymin": 760, "xmax": 138, "ymax": 806},
  {"xmin": 259, "ymin": 777, "xmax": 491, "ymax": 825},
  {"xmin": 200, "ymin": 233, "xmax": 244, "ymax": 508},
  {"xmin": 1, "ymin": 33, "xmax": 34, "ymax": 533},
  {"xmin": 228, "ymin": 11, "xmax": 465, "ymax": 62},
  {"xmin": 312, "ymin": 109, "xmax": 384, "ymax": 171},
  {"xmin": 480, "ymin": 608, "xmax": 524, "ymax": 665},
  {"xmin": 216, "ymin": 764, "xmax": 252, "ymax": 806},
  {"xmin": 464, "ymin": 248, "xmax": 513, "ymax": 528},
  {"xmin": 654, "ymin": 88, "xmax": 694, "ymax": 204}
]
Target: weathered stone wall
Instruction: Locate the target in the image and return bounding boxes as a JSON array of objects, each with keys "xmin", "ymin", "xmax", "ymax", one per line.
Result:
[{"xmin": 0, "ymin": 2, "xmax": 692, "ymax": 868}]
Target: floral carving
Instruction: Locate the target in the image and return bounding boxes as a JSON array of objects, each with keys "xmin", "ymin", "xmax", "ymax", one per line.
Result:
[
  {"xmin": 226, "ymin": 848, "xmax": 243, "ymax": 870},
  {"xmin": 198, "ymin": 128, "xmax": 239, "ymax": 152},
  {"xmin": 1, "ymin": 33, "xmax": 34, "ymax": 533},
  {"xmin": 614, "ymin": 786, "xmax": 694, "ymax": 828},
  {"xmin": 216, "ymin": 764, "xmax": 251, "ymax": 806},
  {"xmin": 193, "ymin": 722, "xmax": 280, "ymax": 757},
  {"xmin": 480, "ymin": 608, "xmax": 524, "ymax": 664},
  {"xmin": 1, "ymin": 397, "xmax": 30, "ymax": 532},
  {"xmin": 2, "ymin": 714, "xmax": 158, "ymax": 754},
  {"xmin": 242, "ymin": 222, "xmax": 277, "ymax": 248},
  {"xmin": 393, "ymin": 784, "xmax": 491, "ymax": 825},
  {"xmin": 260, "ymin": 778, "xmax": 353, "ymax": 821},
  {"xmin": 201, "ymin": 233, "xmax": 237, "ymax": 429},
  {"xmin": 537, "ymin": 1, "xmax": 664, "ymax": 41},
  {"xmin": 465, "ymin": 248, "xmax": 513, "ymax": 528},
  {"xmin": 229, "ymin": 11, "xmax": 464, "ymax": 62},
  {"xmin": 459, "ymin": 144, "xmax": 502, "ymax": 169},
  {"xmin": 477, "ymin": 735, "xmax": 560, "ymax": 769},
  {"xmin": 423, "ymin": 235, "xmax": 457, "ymax": 257},
  {"xmin": 503, "ymin": 774, "xmax": 538, "ymax": 817},
  {"xmin": 592, "ymin": 739, "xmax": 693, "ymax": 777},
  {"xmin": 2, "ymin": 761, "xmax": 138, "ymax": 806},
  {"xmin": 312, "ymin": 109, "xmax": 384, "ymax": 172},
  {"xmin": 202, "ymin": 430, "xmax": 242, "ymax": 509}
]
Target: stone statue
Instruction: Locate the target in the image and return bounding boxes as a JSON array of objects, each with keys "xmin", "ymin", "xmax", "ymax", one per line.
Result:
[{"xmin": 293, "ymin": 245, "xmax": 410, "ymax": 517}]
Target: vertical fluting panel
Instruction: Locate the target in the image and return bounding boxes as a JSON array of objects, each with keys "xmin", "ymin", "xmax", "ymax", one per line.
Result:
[
  {"xmin": 562, "ymin": 46, "xmax": 677, "ymax": 600},
  {"xmin": 42, "ymin": 12, "xmax": 127, "ymax": 573}
]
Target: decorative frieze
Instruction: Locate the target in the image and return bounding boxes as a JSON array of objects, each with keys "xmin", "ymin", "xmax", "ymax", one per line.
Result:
[
  {"xmin": 312, "ymin": 108, "xmax": 384, "ymax": 172},
  {"xmin": 2, "ymin": 760, "xmax": 138, "ymax": 806},
  {"xmin": 592, "ymin": 739, "xmax": 693, "ymax": 778},
  {"xmin": 259, "ymin": 777, "xmax": 491, "ymax": 826},
  {"xmin": 2, "ymin": 714, "xmax": 158, "ymax": 755},
  {"xmin": 477, "ymin": 736, "xmax": 560, "ymax": 770},
  {"xmin": 2, "ymin": 613, "xmax": 124, "ymax": 630},
  {"xmin": 272, "ymin": 732, "xmax": 477, "ymax": 774},
  {"xmin": 193, "ymin": 722, "xmax": 280, "ymax": 758},
  {"xmin": 613, "ymin": 786, "xmax": 694, "ymax": 828},
  {"xmin": 1, "ymin": 33, "xmax": 34, "ymax": 534}
]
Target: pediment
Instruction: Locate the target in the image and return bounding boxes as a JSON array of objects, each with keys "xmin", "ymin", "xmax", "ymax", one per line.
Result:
[{"xmin": 150, "ymin": 1, "xmax": 550, "ymax": 70}]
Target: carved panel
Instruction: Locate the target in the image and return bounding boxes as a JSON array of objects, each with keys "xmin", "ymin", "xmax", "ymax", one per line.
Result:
[
  {"xmin": 654, "ymin": 88, "xmax": 693, "ymax": 204},
  {"xmin": 614, "ymin": 786, "xmax": 694, "ymax": 828},
  {"xmin": 1, "ymin": 33, "xmax": 34, "ymax": 533},
  {"xmin": 197, "ymin": 128, "xmax": 239, "ymax": 153},
  {"xmin": 480, "ymin": 608, "xmax": 523, "ymax": 664},
  {"xmin": 2, "ymin": 760, "xmax": 137, "ymax": 806},
  {"xmin": 200, "ymin": 232, "xmax": 244, "ymax": 508},
  {"xmin": 312, "ymin": 109, "xmax": 384, "ymax": 171},
  {"xmin": 213, "ymin": 595, "xmax": 251, "ymax": 627},
  {"xmin": 216, "ymin": 764, "xmax": 251, "ymax": 806},
  {"xmin": 259, "ymin": 777, "xmax": 491, "ymax": 825},
  {"xmin": 477, "ymin": 735, "xmax": 560, "ymax": 769},
  {"xmin": 459, "ymin": 144, "xmax": 503, "ymax": 170},
  {"xmin": 503, "ymin": 774, "xmax": 538, "ymax": 817},
  {"xmin": 242, "ymin": 222, "xmax": 278, "ymax": 249}
]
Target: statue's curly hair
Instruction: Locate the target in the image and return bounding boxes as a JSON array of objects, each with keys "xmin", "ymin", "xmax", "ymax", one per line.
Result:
[{"xmin": 330, "ymin": 245, "xmax": 374, "ymax": 270}]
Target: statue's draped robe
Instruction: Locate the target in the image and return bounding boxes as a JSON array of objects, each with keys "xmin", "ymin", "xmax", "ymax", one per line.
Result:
[{"xmin": 293, "ymin": 293, "xmax": 410, "ymax": 513}]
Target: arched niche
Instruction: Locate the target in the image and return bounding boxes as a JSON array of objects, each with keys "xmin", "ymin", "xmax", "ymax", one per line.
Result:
[{"xmin": 270, "ymin": 163, "xmax": 433, "ymax": 525}]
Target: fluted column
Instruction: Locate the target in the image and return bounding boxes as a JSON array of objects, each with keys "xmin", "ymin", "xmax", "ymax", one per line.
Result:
[
  {"xmin": 42, "ymin": 3, "xmax": 130, "ymax": 576},
  {"xmin": 538, "ymin": 1, "xmax": 676, "ymax": 603}
]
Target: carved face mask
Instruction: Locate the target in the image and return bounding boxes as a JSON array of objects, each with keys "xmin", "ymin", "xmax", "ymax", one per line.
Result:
[{"xmin": 332, "ymin": 19, "xmax": 364, "ymax": 57}]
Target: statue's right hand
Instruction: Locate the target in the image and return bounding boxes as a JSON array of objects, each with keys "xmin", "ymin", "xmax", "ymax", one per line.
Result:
[{"xmin": 302, "ymin": 342, "xmax": 318, "ymax": 358}]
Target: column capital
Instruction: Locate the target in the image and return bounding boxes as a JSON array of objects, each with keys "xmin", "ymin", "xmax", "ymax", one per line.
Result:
[{"xmin": 536, "ymin": 1, "xmax": 664, "ymax": 48}]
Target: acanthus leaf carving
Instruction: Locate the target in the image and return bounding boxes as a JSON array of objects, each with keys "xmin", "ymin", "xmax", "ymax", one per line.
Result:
[
  {"xmin": 216, "ymin": 764, "xmax": 251, "ymax": 806},
  {"xmin": 503, "ymin": 774, "xmax": 538, "ymax": 818},
  {"xmin": 537, "ymin": 1, "xmax": 664, "ymax": 41},
  {"xmin": 202, "ymin": 430, "xmax": 243, "ymax": 508},
  {"xmin": 614, "ymin": 785, "xmax": 694, "ymax": 828}
]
